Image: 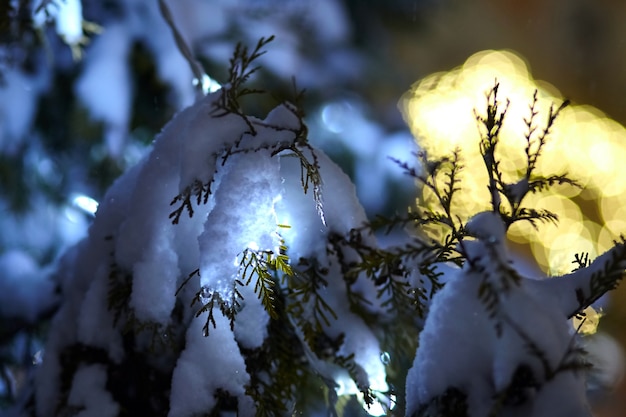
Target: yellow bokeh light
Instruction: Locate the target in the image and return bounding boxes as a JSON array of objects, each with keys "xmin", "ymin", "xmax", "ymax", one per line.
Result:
[{"xmin": 400, "ymin": 49, "xmax": 626, "ymax": 273}]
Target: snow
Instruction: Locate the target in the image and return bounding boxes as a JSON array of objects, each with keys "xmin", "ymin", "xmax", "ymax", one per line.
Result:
[
  {"xmin": 0, "ymin": 65, "xmax": 48, "ymax": 154},
  {"xmin": 539, "ymin": 246, "xmax": 626, "ymax": 318},
  {"xmin": 584, "ymin": 332, "xmax": 625, "ymax": 392},
  {"xmin": 406, "ymin": 211, "xmax": 593, "ymax": 417},
  {"xmin": 169, "ymin": 311, "xmax": 251, "ymax": 417},
  {"xmin": 132, "ymin": 236, "xmax": 180, "ymax": 323},
  {"xmin": 54, "ymin": 0, "xmax": 84, "ymax": 46},
  {"xmin": 76, "ymin": 264, "xmax": 124, "ymax": 362},
  {"xmin": 198, "ymin": 150, "xmax": 282, "ymax": 298},
  {"xmin": 75, "ymin": 23, "xmax": 132, "ymax": 157},
  {"xmin": 312, "ymin": 98, "xmax": 417, "ymax": 214},
  {"xmin": 233, "ymin": 282, "xmax": 270, "ymax": 349},
  {"xmin": 67, "ymin": 364, "xmax": 119, "ymax": 417},
  {"xmin": 30, "ymin": 80, "xmax": 392, "ymax": 415},
  {"xmin": 0, "ymin": 250, "xmax": 57, "ymax": 323}
]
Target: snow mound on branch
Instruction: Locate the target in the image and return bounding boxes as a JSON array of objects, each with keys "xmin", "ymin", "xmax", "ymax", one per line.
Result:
[
  {"xmin": 0, "ymin": 250, "xmax": 57, "ymax": 322},
  {"xmin": 406, "ymin": 211, "xmax": 591, "ymax": 417},
  {"xmin": 67, "ymin": 364, "xmax": 119, "ymax": 417},
  {"xmin": 169, "ymin": 311, "xmax": 249, "ymax": 417},
  {"xmin": 36, "ymin": 90, "xmax": 387, "ymax": 416}
]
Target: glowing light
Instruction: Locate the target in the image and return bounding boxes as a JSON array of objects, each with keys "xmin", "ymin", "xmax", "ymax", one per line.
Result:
[
  {"xmin": 321, "ymin": 101, "xmax": 353, "ymax": 133},
  {"xmin": 334, "ymin": 373, "xmax": 357, "ymax": 396},
  {"xmin": 71, "ymin": 193, "xmax": 99, "ymax": 217},
  {"xmin": 572, "ymin": 306, "xmax": 603, "ymax": 336},
  {"xmin": 194, "ymin": 74, "xmax": 222, "ymax": 94},
  {"xmin": 32, "ymin": 350, "xmax": 44, "ymax": 365},
  {"xmin": 33, "ymin": 0, "xmax": 101, "ymax": 60},
  {"xmin": 362, "ymin": 391, "xmax": 397, "ymax": 416},
  {"xmin": 334, "ymin": 372, "xmax": 395, "ymax": 416},
  {"xmin": 400, "ymin": 49, "xmax": 626, "ymax": 273}
]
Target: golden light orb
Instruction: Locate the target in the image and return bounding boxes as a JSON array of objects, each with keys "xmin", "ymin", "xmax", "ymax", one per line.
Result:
[{"xmin": 400, "ymin": 49, "xmax": 626, "ymax": 274}]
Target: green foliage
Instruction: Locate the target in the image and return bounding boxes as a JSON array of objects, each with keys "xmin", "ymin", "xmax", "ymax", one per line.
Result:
[
  {"xmin": 239, "ymin": 244, "xmax": 291, "ymax": 320},
  {"xmin": 285, "ymin": 258, "xmax": 338, "ymax": 346},
  {"xmin": 213, "ymin": 35, "xmax": 275, "ymax": 134}
]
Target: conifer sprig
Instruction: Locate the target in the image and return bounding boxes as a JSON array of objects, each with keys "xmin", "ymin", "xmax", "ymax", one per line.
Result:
[
  {"xmin": 475, "ymin": 82, "xmax": 510, "ymax": 214},
  {"xmin": 212, "ymin": 35, "xmax": 275, "ymax": 135},
  {"xmin": 191, "ymin": 286, "xmax": 243, "ymax": 336},
  {"xmin": 572, "ymin": 237, "xmax": 626, "ymax": 317},
  {"xmin": 286, "ymin": 259, "xmax": 338, "ymax": 347},
  {"xmin": 472, "ymin": 83, "xmax": 579, "ymax": 229},
  {"xmin": 169, "ymin": 179, "xmax": 213, "ymax": 224},
  {"xmin": 168, "ymin": 37, "xmax": 325, "ymax": 226}
]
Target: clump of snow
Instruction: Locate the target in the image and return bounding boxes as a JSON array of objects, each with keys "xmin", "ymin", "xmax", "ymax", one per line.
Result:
[
  {"xmin": 33, "ymin": 0, "xmax": 87, "ymax": 49},
  {"xmin": 0, "ymin": 65, "xmax": 49, "ymax": 154},
  {"xmin": 233, "ymin": 282, "xmax": 270, "ymax": 349},
  {"xmin": 169, "ymin": 311, "xmax": 251, "ymax": 417},
  {"xmin": 406, "ymin": 211, "xmax": 593, "ymax": 417},
  {"xmin": 75, "ymin": 23, "xmax": 132, "ymax": 157},
  {"xmin": 198, "ymin": 150, "xmax": 282, "ymax": 298},
  {"xmin": 67, "ymin": 364, "xmax": 119, "ymax": 417},
  {"xmin": 0, "ymin": 250, "xmax": 57, "ymax": 323},
  {"xmin": 76, "ymin": 264, "xmax": 125, "ymax": 362}
]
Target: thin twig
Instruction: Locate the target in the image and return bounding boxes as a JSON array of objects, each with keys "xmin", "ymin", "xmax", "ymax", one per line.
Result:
[{"xmin": 158, "ymin": 0, "xmax": 205, "ymax": 94}]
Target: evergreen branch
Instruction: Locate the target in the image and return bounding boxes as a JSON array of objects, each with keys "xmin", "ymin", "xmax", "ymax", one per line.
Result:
[
  {"xmin": 239, "ymin": 249, "xmax": 281, "ymax": 320},
  {"xmin": 524, "ymin": 96, "xmax": 569, "ymax": 180},
  {"xmin": 287, "ymin": 260, "xmax": 338, "ymax": 339},
  {"xmin": 283, "ymin": 144, "xmax": 325, "ymax": 226},
  {"xmin": 190, "ymin": 280, "xmax": 244, "ymax": 336},
  {"xmin": 212, "ymin": 36, "xmax": 275, "ymax": 135},
  {"xmin": 523, "ymin": 90, "xmax": 542, "ymax": 175},
  {"xmin": 571, "ymin": 252, "xmax": 591, "ymax": 271},
  {"xmin": 472, "ymin": 243, "xmax": 523, "ymax": 335},
  {"xmin": 388, "ymin": 152, "xmax": 466, "ymax": 255},
  {"xmin": 579, "ymin": 238, "xmax": 626, "ymax": 314},
  {"xmin": 238, "ymin": 232, "xmax": 294, "ymax": 322},
  {"xmin": 498, "ymin": 90, "xmax": 571, "ymax": 218},
  {"xmin": 224, "ymin": 280, "xmax": 244, "ymax": 330},
  {"xmin": 527, "ymin": 175, "xmax": 581, "ymax": 194},
  {"xmin": 334, "ymin": 354, "xmax": 375, "ymax": 406},
  {"xmin": 242, "ymin": 293, "xmax": 317, "ymax": 416},
  {"xmin": 169, "ymin": 188, "xmax": 194, "ymax": 224},
  {"xmin": 175, "ymin": 268, "xmax": 199, "ymax": 297},
  {"xmin": 329, "ymin": 230, "xmax": 436, "ymax": 317},
  {"xmin": 441, "ymin": 149, "xmax": 464, "ymax": 215},
  {"xmin": 191, "ymin": 288, "xmax": 219, "ymax": 336},
  {"xmin": 507, "ymin": 207, "xmax": 558, "ymax": 229},
  {"xmin": 475, "ymin": 81, "xmax": 510, "ymax": 214},
  {"xmin": 169, "ymin": 179, "xmax": 213, "ymax": 224}
]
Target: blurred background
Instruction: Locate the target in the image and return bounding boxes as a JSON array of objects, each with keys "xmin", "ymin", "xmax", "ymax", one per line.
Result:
[{"xmin": 2, "ymin": 0, "xmax": 626, "ymax": 415}]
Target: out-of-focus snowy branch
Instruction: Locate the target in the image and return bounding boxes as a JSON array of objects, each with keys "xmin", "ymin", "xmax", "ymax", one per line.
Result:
[
  {"xmin": 157, "ymin": 0, "xmax": 216, "ymax": 96},
  {"xmin": 32, "ymin": 0, "xmax": 101, "ymax": 59}
]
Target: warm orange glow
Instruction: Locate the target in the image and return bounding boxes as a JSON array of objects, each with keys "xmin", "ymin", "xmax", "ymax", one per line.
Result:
[{"xmin": 400, "ymin": 49, "xmax": 626, "ymax": 276}]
